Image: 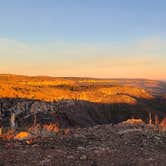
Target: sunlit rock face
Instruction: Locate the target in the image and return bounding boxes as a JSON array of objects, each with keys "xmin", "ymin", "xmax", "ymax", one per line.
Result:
[
  {"xmin": 159, "ymin": 118, "xmax": 166, "ymax": 131},
  {"xmin": 122, "ymin": 118, "xmax": 145, "ymax": 125},
  {"xmin": 160, "ymin": 118, "xmax": 166, "ymax": 127},
  {"xmin": 1, "ymin": 130, "xmax": 15, "ymax": 141},
  {"xmin": 43, "ymin": 124, "xmax": 60, "ymax": 134},
  {"xmin": 14, "ymin": 131, "xmax": 31, "ymax": 140}
]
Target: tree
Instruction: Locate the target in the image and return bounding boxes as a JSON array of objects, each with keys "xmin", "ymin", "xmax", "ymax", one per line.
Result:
[
  {"xmin": 148, "ymin": 112, "xmax": 152, "ymax": 125},
  {"xmin": 155, "ymin": 114, "xmax": 159, "ymax": 125},
  {"xmin": 10, "ymin": 111, "xmax": 16, "ymax": 129}
]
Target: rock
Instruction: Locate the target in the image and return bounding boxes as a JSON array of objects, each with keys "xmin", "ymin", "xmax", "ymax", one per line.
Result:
[
  {"xmin": 67, "ymin": 155, "xmax": 74, "ymax": 159},
  {"xmin": 154, "ymin": 136, "xmax": 161, "ymax": 140},
  {"xmin": 39, "ymin": 158, "xmax": 51, "ymax": 166},
  {"xmin": 14, "ymin": 132, "xmax": 31, "ymax": 140},
  {"xmin": 73, "ymin": 134, "xmax": 86, "ymax": 139},
  {"xmin": 94, "ymin": 150, "xmax": 100, "ymax": 155},
  {"xmin": 80, "ymin": 155, "xmax": 87, "ymax": 160},
  {"xmin": 77, "ymin": 146, "xmax": 85, "ymax": 151}
]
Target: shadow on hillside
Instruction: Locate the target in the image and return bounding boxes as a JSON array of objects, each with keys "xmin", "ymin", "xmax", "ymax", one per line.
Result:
[{"xmin": 0, "ymin": 97, "xmax": 166, "ymax": 128}]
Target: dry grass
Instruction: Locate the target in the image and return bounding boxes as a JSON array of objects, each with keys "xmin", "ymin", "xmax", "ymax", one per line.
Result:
[{"xmin": 0, "ymin": 123, "xmax": 70, "ymax": 141}]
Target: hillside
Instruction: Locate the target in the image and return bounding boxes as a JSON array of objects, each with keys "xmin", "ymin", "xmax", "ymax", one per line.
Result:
[
  {"xmin": 1, "ymin": 75, "xmax": 166, "ymax": 166},
  {"xmin": 0, "ymin": 74, "xmax": 166, "ymax": 129},
  {"xmin": 0, "ymin": 74, "xmax": 165, "ymax": 103}
]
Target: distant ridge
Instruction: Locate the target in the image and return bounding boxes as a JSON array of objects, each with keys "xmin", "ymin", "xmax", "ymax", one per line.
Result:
[
  {"xmin": 0, "ymin": 74, "xmax": 165, "ymax": 101},
  {"xmin": 0, "ymin": 73, "xmax": 163, "ymax": 81}
]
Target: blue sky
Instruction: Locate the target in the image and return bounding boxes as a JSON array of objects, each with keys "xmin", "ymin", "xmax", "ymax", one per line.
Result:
[
  {"xmin": 0, "ymin": 0, "xmax": 166, "ymax": 79},
  {"xmin": 0, "ymin": 0, "xmax": 166, "ymax": 42}
]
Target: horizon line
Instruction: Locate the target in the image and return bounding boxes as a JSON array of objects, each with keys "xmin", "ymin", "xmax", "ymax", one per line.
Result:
[{"xmin": 0, "ymin": 73, "xmax": 165, "ymax": 82}]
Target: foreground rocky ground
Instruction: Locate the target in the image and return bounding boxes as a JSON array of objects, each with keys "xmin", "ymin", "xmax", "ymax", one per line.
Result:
[{"xmin": 1, "ymin": 123, "xmax": 166, "ymax": 166}]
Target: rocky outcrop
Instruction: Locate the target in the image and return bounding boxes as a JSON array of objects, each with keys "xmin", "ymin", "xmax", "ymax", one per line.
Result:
[
  {"xmin": 0, "ymin": 97, "xmax": 166, "ymax": 129},
  {"xmin": 1, "ymin": 123, "xmax": 166, "ymax": 166}
]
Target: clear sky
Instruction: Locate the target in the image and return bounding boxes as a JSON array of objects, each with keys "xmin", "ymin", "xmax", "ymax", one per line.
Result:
[{"xmin": 0, "ymin": 0, "xmax": 166, "ymax": 80}]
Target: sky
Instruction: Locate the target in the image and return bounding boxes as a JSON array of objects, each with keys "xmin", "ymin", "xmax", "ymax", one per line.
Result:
[{"xmin": 0, "ymin": 0, "xmax": 166, "ymax": 80}]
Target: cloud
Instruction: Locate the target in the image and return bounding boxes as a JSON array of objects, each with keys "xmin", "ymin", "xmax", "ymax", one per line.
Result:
[{"xmin": 0, "ymin": 37, "xmax": 165, "ymax": 79}]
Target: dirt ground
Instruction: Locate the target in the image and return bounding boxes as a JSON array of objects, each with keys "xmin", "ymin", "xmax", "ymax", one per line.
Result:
[{"xmin": 1, "ymin": 124, "xmax": 166, "ymax": 166}]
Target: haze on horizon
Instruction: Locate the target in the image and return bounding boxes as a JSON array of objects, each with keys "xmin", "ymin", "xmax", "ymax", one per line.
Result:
[{"xmin": 0, "ymin": 0, "xmax": 166, "ymax": 80}]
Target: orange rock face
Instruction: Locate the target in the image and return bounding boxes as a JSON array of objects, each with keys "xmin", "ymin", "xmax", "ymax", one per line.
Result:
[
  {"xmin": 14, "ymin": 132, "xmax": 31, "ymax": 140},
  {"xmin": 1, "ymin": 130, "xmax": 16, "ymax": 141},
  {"xmin": 122, "ymin": 118, "xmax": 145, "ymax": 125},
  {"xmin": 160, "ymin": 118, "xmax": 166, "ymax": 127},
  {"xmin": 43, "ymin": 124, "xmax": 60, "ymax": 133}
]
